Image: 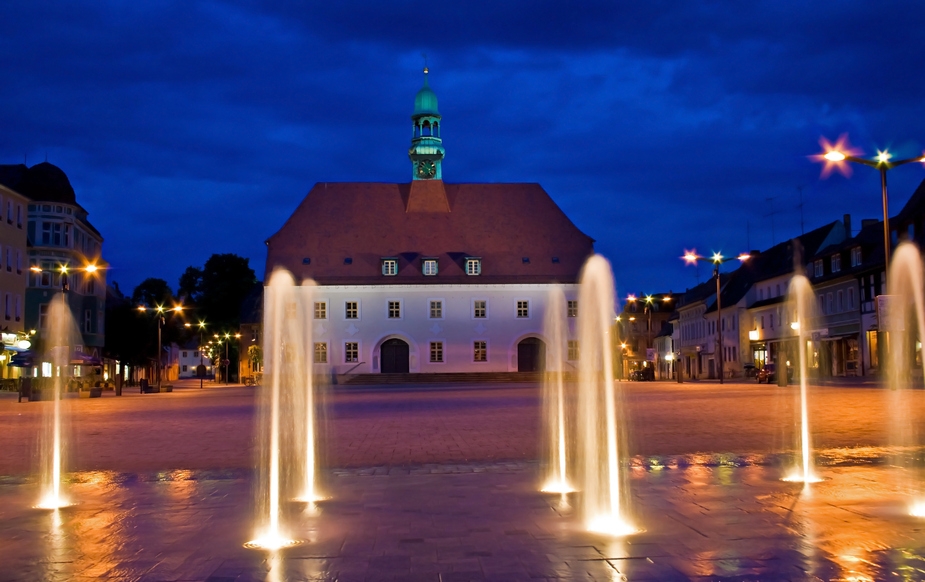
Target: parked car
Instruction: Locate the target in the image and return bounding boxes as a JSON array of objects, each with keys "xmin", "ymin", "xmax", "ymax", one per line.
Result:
[
  {"xmin": 630, "ymin": 367, "xmax": 655, "ymax": 381},
  {"xmin": 757, "ymin": 363, "xmax": 793, "ymax": 384}
]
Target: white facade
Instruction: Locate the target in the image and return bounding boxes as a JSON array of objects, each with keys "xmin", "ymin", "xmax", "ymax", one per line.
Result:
[
  {"xmin": 309, "ymin": 283, "xmax": 579, "ymax": 374},
  {"xmin": 178, "ymin": 346, "xmax": 212, "ymax": 378}
]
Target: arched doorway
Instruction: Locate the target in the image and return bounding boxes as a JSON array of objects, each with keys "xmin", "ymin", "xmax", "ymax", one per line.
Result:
[
  {"xmin": 380, "ymin": 338, "xmax": 410, "ymax": 373},
  {"xmin": 517, "ymin": 337, "xmax": 546, "ymax": 372}
]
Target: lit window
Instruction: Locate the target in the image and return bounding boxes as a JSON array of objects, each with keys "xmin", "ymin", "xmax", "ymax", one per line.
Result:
[
  {"xmin": 345, "ymin": 342, "xmax": 358, "ymax": 363},
  {"xmin": 345, "ymin": 301, "xmax": 358, "ymax": 319},
  {"xmin": 429, "ymin": 300, "xmax": 442, "ymax": 319},
  {"xmin": 465, "ymin": 258, "xmax": 481, "ymax": 276},
  {"xmin": 313, "ymin": 342, "xmax": 327, "ymax": 363},
  {"xmin": 473, "ymin": 300, "xmax": 487, "ymax": 318},
  {"xmin": 314, "ymin": 301, "xmax": 327, "ymax": 320},
  {"xmin": 516, "ymin": 300, "xmax": 529, "ymax": 318},
  {"xmin": 382, "ymin": 259, "xmax": 398, "ymax": 276},
  {"xmin": 473, "ymin": 340, "xmax": 487, "ymax": 362},
  {"xmin": 430, "ymin": 341, "xmax": 444, "ymax": 363},
  {"xmin": 567, "ymin": 340, "xmax": 579, "ymax": 361},
  {"xmin": 388, "ymin": 301, "xmax": 401, "ymax": 319},
  {"xmin": 423, "ymin": 259, "xmax": 438, "ymax": 276},
  {"xmin": 567, "ymin": 300, "xmax": 578, "ymax": 318}
]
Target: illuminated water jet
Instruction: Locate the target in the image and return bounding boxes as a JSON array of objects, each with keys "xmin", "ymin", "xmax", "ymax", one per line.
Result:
[
  {"xmin": 37, "ymin": 293, "xmax": 80, "ymax": 510},
  {"xmin": 575, "ymin": 255, "xmax": 638, "ymax": 536},
  {"xmin": 540, "ymin": 287, "xmax": 575, "ymax": 495},
  {"xmin": 251, "ymin": 270, "xmax": 325, "ymax": 549}
]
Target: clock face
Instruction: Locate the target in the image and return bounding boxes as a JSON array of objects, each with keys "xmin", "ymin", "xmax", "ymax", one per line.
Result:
[{"xmin": 417, "ymin": 159, "xmax": 437, "ymax": 179}]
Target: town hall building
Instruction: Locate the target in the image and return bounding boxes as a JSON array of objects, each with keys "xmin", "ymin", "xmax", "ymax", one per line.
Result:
[{"xmin": 264, "ymin": 68, "xmax": 594, "ymax": 374}]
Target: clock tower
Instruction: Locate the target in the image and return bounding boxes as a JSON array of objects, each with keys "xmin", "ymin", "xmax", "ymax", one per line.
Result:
[{"xmin": 409, "ymin": 67, "xmax": 444, "ymax": 181}]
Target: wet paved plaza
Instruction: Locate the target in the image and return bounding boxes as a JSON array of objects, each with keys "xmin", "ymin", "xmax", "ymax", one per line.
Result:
[{"xmin": 3, "ymin": 380, "xmax": 925, "ymax": 581}]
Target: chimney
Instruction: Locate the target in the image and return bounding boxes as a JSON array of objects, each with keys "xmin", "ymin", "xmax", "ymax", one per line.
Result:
[{"xmin": 843, "ymin": 214, "xmax": 852, "ymax": 237}]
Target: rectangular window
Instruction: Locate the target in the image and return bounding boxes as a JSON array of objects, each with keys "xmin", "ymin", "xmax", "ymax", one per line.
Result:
[
  {"xmin": 430, "ymin": 341, "xmax": 444, "ymax": 363},
  {"xmin": 182, "ymin": 351, "xmax": 188, "ymax": 358},
  {"xmin": 567, "ymin": 300, "xmax": 578, "ymax": 318},
  {"xmin": 16, "ymin": 204, "xmax": 22, "ymax": 228},
  {"xmin": 86, "ymin": 276, "xmax": 95, "ymax": 295},
  {"xmin": 345, "ymin": 301, "xmax": 358, "ymax": 319},
  {"xmin": 848, "ymin": 287, "xmax": 856, "ymax": 309},
  {"xmin": 429, "ymin": 300, "xmax": 442, "ymax": 319},
  {"xmin": 63, "ymin": 224, "xmax": 71, "ymax": 247},
  {"xmin": 313, "ymin": 301, "xmax": 327, "ymax": 320},
  {"xmin": 313, "ymin": 342, "xmax": 328, "ymax": 363},
  {"xmin": 814, "ymin": 259, "xmax": 823, "ymax": 277},
  {"xmin": 473, "ymin": 340, "xmax": 487, "ymax": 362},
  {"xmin": 6, "ymin": 201, "xmax": 11, "ymax": 224},
  {"xmin": 837, "ymin": 290, "xmax": 845, "ymax": 312},
  {"xmin": 473, "ymin": 300, "xmax": 487, "ymax": 318},
  {"xmin": 39, "ymin": 304, "xmax": 48, "ymax": 328},
  {"xmin": 567, "ymin": 340, "xmax": 579, "ymax": 361},
  {"xmin": 516, "ymin": 300, "xmax": 529, "ymax": 318},
  {"xmin": 831, "ymin": 254, "xmax": 841, "ymax": 273},
  {"xmin": 84, "ymin": 309, "xmax": 92, "ymax": 332},
  {"xmin": 15, "ymin": 250, "xmax": 21, "ymax": 274},
  {"xmin": 381, "ymin": 259, "xmax": 398, "ymax": 276},
  {"xmin": 182, "ymin": 365, "xmax": 188, "ymax": 372},
  {"xmin": 388, "ymin": 300, "xmax": 401, "ymax": 319},
  {"xmin": 3, "ymin": 294, "xmax": 9, "ymax": 320},
  {"xmin": 15, "ymin": 295, "xmax": 21, "ymax": 321},
  {"xmin": 42, "ymin": 223, "xmax": 51, "ymax": 245},
  {"xmin": 5, "ymin": 248, "xmax": 9, "ymax": 272},
  {"xmin": 465, "ymin": 258, "xmax": 481, "ymax": 276},
  {"xmin": 345, "ymin": 342, "xmax": 358, "ymax": 363},
  {"xmin": 194, "ymin": 351, "xmax": 199, "ymax": 358},
  {"xmin": 422, "ymin": 259, "xmax": 438, "ymax": 276},
  {"xmin": 818, "ymin": 294, "xmax": 825, "ymax": 314},
  {"xmin": 851, "ymin": 246, "xmax": 862, "ymax": 267},
  {"xmin": 52, "ymin": 223, "xmax": 61, "ymax": 246},
  {"xmin": 827, "ymin": 293, "xmax": 834, "ymax": 314}
]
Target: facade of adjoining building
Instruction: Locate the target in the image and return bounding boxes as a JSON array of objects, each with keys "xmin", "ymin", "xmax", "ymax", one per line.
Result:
[
  {"xmin": 265, "ymin": 69, "xmax": 595, "ymax": 374},
  {"xmin": 0, "ymin": 162, "xmax": 107, "ymax": 375},
  {"xmin": 0, "ymin": 180, "xmax": 30, "ymax": 379}
]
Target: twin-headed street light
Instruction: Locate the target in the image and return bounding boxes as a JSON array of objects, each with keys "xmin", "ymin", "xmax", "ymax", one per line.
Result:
[
  {"xmin": 185, "ymin": 321, "xmax": 207, "ymax": 389},
  {"xmin": 213, "ymin": 332, "xmax": 242, "ymax": 384},
  {"xmin": 137, "ymin": 304, "xmax": 183, "ymax": 387},
  {"xmin": 818, "ymin": 135, "xmax": 925, "ymax": 280},
  {"xmin": 682, "ymin": 250, "xmax": 750, "ymax": 384}
]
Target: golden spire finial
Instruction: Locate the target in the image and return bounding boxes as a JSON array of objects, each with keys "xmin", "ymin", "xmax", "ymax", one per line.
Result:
[{"xmin": 422, "ymin": 52, "xmax": 428, "ymax": 75}]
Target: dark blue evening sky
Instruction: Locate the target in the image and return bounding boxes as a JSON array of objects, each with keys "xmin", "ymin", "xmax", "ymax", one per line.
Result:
[{"xmin": 2, "ymin": 1, "xmax": 924, "ymax": 297}]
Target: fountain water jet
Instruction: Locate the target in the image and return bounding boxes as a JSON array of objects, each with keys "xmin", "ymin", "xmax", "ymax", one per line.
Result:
[
  {"xmin": 883, "ymin": 242, "xmax": 925, "ymax": 514},
  {"xmin": 36, "ymin": 292, "xmax": 79, "ymax": 510},
  {"xmin": 575, "ymin": 255, "xmax": 636, "ymax": 536},
  {"xmin": 247, "ymin": 269, "xmax": 324, "ymax": 550},
  {"xmin": 781, "ymin": 274, "xmax": 822, "ymax": 484},
  {"xmin": 540, "ymin": 287, "xmax": 575, "ymax": 494}
]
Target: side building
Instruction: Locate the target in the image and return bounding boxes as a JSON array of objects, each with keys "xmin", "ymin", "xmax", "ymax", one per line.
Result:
[
  {"xmin": 0, "ymin": 177, "xmax": 30, "ymax": 380},
  {"xmin": 0, "ymin": 162, "xmax": 107, "ymax": 371},
  {"xmin": 265, "ymin": 69, "xmax": 595, "ymax": 375}
]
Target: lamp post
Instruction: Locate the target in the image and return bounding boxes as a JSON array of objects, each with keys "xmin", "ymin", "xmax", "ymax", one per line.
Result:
[
  {"xmin": 683, "ymin": 250, "xmax": 750, "ymax": 384},
  {"xmin": 818, "ymin": 136, "xmax": 925, "ymax": 281},
  {"xmin": 626, "ymin": 293, "xmax": 673, "ymax": 379},
  {"xmin": 214, "ymin": 332, "xmax": 241, "ymax": 384},
  {"xmin": 138, "ymin": 304, "xmax": 183, "ymax": 387},
  {"xmin": 185, "ymin": 321, "xmax": 207, "ymax": 389}
]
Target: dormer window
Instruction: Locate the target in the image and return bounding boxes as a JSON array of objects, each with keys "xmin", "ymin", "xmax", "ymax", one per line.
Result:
[
  {"xmin": 831, "ymin": 254, "xmax": 841, "ymax": 273},
  {"xmin": 422, "ymin": 258, "xmax": 438, "ymax": 276},
  {"xmin": 813, "ymin": 259, "xmax": 823, "ymax": 278},
  {"xmin": 381, "ymin": 258, "xmax": 398, "ymax": 276},
  {"xmin": 465, "ymin": 257, "xmax": 481, "ymax": 276},
  {"xmin": 851, "ymin": 246, "xmax": 862, "ymax": 267}
]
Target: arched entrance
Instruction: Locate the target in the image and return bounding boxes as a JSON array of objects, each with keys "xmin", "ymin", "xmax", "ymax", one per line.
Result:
[
  {"xmin": 380, "ymin": 338, "xmax": 410, "ymax": 373},
  {"xmin": 517, "ymin": 337, "xmax": 546, "ymax": 372}
]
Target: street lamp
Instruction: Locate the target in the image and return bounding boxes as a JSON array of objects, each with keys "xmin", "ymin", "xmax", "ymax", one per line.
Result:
[
  {"xmin": 682, "ymin": 250, "xmax": 750, "ymax": 384},
  {"xmin": 213, "ymin": 332, "xmax": 241, "ymax": 384},
  {"xmin": 626, "ymin": 293, "xmax": 673, "ymax": 379},
  {"xmin": 818, "ymin": 135, "xmax": 925, "ymax": 280},
  {"xmin": 137, "ymin": 304, "xmax": 183, "ymax": 387},
  {"xmin": 185, "ymin": 321, "xmax": 207, "ymax": 389}
]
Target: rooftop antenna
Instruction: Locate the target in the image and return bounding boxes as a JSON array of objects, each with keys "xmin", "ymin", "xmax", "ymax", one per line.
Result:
[{"xmin": 764, "ymin": 196, "xmax": 783, "ymax": 246}]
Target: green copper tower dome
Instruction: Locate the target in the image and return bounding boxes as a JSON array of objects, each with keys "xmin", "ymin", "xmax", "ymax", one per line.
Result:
[{"xmin": 409, "ymin": 67, "xmax": 445, "ymax": 181}]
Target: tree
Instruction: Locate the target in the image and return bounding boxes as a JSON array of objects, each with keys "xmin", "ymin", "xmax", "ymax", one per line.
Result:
[
  {"xmin": 132, "ymin": 278, "xmax": 175, "ymax": 307},
  {"xmin": 248, "ymin": 344, "xmax": 263, "ymax": 371},
  {"xmin": 198, "ymin": 254, "xmax": 257, "ymax": 332},
  {"xmin": 178, "ymin": 266, "xmax": 203, "ymax": 303}
]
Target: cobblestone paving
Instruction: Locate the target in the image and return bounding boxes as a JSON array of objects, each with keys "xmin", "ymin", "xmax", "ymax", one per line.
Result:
[{"xmin": 1, "ymin": 380, "xmax": 925, "ymax": 580}]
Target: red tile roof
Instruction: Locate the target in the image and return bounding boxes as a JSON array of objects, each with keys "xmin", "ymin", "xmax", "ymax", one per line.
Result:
[{"xmin": 266, "ymin": 181, "xmax": 594, "ymax": 285}]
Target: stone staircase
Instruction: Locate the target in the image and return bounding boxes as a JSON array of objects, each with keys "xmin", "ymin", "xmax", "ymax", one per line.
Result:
[{"xmin": 340, "ymin": 372, "xmax": 550, "ymax": 385}]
